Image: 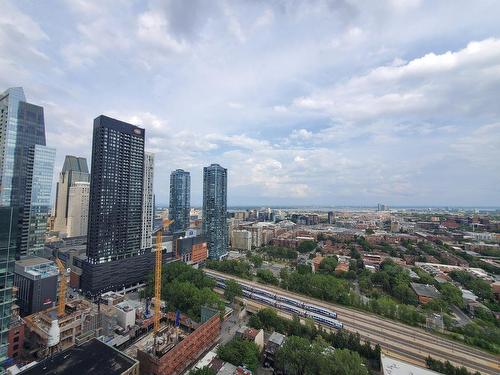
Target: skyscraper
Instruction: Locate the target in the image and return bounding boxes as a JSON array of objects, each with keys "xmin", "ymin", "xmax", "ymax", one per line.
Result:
[
  {"xmin": 0, "ymin": 87, "xmax": 54, "ymax": 364},
  {"xmin": 0, "ymin": 87, "xmax": 55, "ymax": 257},
  {"xmin": 202, "ymin": 164, "xmax": 228, "ymax": 259},
  {"xmin": 67, "ymin": 181, "xmax": 90, "ymax": 237},
  {"xmin": 169, "ymin": 169, "xmax": 190, "ymax": 233},
  {"xmin": 141, "ymin": 152, "xmax": 154, "ymax": 249},
  {"xmin": 53, "ymin": 155, "xmax": 90, "ymax": 235},
  {"xmin": 81, "ymin": 115, "xmax": 148, "ymax": 294}
]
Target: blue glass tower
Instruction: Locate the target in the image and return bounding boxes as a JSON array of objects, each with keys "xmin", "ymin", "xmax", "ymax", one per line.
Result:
[
  {"xmin": 169, "ymin": 169, "xmax": 190, "ymax": 233},
  {"xmin": 202, "ymin": 164, "xmax": 228, "ymax": 259}
]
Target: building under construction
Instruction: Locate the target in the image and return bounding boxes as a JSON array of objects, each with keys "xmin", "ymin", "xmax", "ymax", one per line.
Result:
[
  {"xmin": 23, "ymin": 299, "xmax": 99, "ymax": 358},
  {"xmin": 136, "ymin": 312, "xmax": 221, "ymax": 375}
]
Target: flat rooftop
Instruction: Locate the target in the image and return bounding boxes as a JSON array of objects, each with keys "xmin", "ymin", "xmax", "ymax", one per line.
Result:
[
  {"xmin": 20, "ymin": 338, "xmax": 137, "ymax": 375},
  {"xmin": 381, "ymin": 354, "xmax": 440, "ymax": 375}
]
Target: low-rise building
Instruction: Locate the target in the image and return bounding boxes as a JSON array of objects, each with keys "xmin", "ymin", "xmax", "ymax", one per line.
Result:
[
  {"xmin": 263, "ymin": 331, "xmax": 286, "ymax": 369},
  {"xmin": 236, "ymin": 326, "xmax": 264, "ymax": 350},
  {"xmin": 410, "ymin": 283, "xmax": 441, "ymax": 304}
]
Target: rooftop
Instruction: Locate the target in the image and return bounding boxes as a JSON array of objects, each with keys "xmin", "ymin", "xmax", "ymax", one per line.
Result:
[
  {"xmin": 410, "ymin": 283, "xmax": 441, "ymax": 299},
  {"xmin": 381, "ymin": 354, "xmax": 440, "ymax": 375},
  {"xmin": 20, "ymin": 338, "xmax": 137, "ymax": 375}
]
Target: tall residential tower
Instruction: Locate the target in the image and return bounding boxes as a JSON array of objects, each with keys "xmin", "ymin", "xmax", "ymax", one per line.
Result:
[
  {"xmin": 169, "ymin": 169, "xmax": 190, "ymax": 233},
  {"xmin": 141, "ymin": 152, "xmax": 154, "ymax": 249},
  {"xmin": 202, "ymin": 164, "xmax": 228, "ymax": 259},
  {"xmin": 81, "ymin": 115, "xmax": 146, "ymax": 294}
]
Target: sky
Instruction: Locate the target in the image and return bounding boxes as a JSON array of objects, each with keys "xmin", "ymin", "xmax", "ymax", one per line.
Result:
[{"xmin": 1, "ymin": 0, "xmax": 500, "ymax": 207}]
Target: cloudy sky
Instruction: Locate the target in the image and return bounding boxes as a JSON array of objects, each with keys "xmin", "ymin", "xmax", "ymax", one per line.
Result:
[{"xmin": 1, "ymin": 0, "xmax": 500, "ymax": 207}]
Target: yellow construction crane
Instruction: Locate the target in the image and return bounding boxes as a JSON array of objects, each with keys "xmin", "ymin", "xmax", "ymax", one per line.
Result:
[
  {"xmin": 54, "ymin": 258, "xmax": 66, "ymax": 318},
  {"xmin": 154, "ymin": 219, "xmax": 173, "ymax": 334}
]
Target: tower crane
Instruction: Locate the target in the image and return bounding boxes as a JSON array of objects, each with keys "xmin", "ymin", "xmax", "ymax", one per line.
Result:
[
  {"xmin": 54, "ymin": 258, "xmax": 67, "ymax": 318},
  {"xmin": 154, "ymin": 219, "xmax": 173, "ymax": 334}
]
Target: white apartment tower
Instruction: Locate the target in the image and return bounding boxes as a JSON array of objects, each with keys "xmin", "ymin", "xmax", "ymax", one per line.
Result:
[
  {"xmin": 141, "ymin": 152, "xmax": 154, "ymax": 249},
  {"xmin": 67, "ymin": 181, "xmax": 90, "ymax": 237}
]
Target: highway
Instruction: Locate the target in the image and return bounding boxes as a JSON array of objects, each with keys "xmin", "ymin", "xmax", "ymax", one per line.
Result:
[{"xmin": 205, "ymin": 269, "xmax": 500, "ymax": 375}]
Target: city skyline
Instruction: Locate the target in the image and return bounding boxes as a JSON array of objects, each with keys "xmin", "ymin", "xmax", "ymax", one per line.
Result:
[{"xmin": 1, "ymin": 1, "xmax": 500, "ymax": 206}]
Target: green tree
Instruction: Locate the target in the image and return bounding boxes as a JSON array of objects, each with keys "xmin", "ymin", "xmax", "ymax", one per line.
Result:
[
  {"xmin": 188, "ymin": 367, "xmax": 216, "ymax": 375},
  {"xmin": 297, "ymin": 240, "xmax": 318, "ymax": 253},
  {"xmin": 217, "ymin": 337, "xmax": 260, "ymax": 371},
  {"xmin": 248, "ymin": 254, "xmax": 263, "ymax": 268},
  {"xmin": 256, "ymin": 269, "xmax": 279, "ymax": 285},
  {"xmin": 440, "ymin": 283, "xmax": 465, "ymax": 308},
  {"xmin": 318, "ymin": 256, "xmax": 338, "ymax": 274},
  {"xmin": 224, "ymin": 279, "xmax": 243, "ymax": 302}
]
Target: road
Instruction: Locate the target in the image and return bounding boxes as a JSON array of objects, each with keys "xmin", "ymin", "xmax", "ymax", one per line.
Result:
[{"xmin": 205, "ymin": 269, "xmax": 500, "ymax": 375}]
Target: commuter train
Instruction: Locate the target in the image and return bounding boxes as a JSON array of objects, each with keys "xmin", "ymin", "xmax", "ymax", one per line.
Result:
[
  {"xmin": 243, "ymin": 291, "xmax": 343, "ymax": 330},
  {"xmin": 208, "ymin": 272, "xmax": 340, "ymax": 325}
]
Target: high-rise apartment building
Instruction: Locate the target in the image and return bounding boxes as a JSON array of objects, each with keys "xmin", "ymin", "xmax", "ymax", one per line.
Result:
[
  {"xmin": 0, "ymin": 87, "xmax": 55, "ymax": 257},
  {"xmin": 53, "ymin": 156, "xmax": 90, "ymax": 235},
  {"xmin": 141, "ymin": 152, "xmax": 154, "ymax": 249},
  {"xmin": 202, "ymin": 164, "xmax": 228, "ymax": 259},
  {"xmin": 81, "ymin": 115, "xmax": 153, "ymax": 294},
  {"xmin": 169, "ymin": 169, "xmax": 190, "ymax": 233},
  {"xmin": 67, "ymin": 181, "xmax": 90, "ymax": 237}
]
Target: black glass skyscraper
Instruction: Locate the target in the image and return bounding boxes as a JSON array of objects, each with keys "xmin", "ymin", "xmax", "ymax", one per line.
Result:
[
  {"xmin": 81, "ymin": 115, "xmax": 150, "ymax": 294},
  {"xmin": 169, "ymin": 169, "xmax": 190, "ymax": 233},
  {"xmin": 202, "ymin": 164, "xmax": 228, "ymax": 259}
]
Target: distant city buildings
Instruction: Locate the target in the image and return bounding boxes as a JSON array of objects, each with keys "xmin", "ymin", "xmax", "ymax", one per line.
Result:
[
  {"xmin": 141, "ymin": 152, "xmax": 154, "ymax": 250},
  {"xmin": 203, "ymin": 164, "xmax": 228, "ymax": 259},
  {"xmin": 377, "ymin": 203, "xmax": 389, "ymax": 211},
  {"xmin": 169, "ymin": 169, "xmax": 190, "ymax": 233},
  {"xmin": 53, "ymin": 156, "xmax": 90, "ymax": 236}
]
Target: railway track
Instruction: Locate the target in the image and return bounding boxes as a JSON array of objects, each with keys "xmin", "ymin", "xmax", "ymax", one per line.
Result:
[{"xmin": 206, "ymin": 269, "xmax": 500, "ymax": 374}]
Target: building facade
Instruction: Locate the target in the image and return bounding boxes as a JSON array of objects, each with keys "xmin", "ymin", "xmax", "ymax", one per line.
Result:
[
  {"xmin": 202, "ymin": 164, "xmax": 228, "ymax": 259},
  {"xmin": 141, "ymin": 152, "xmax": 154, "ymax": 249},
  {"xmin": 231, "ymin": 230, "xmax": 252, "ymax": 251},
  {"xmin": 13, "ymin": 257, "xmax": 58, "ymax": 316},
  {"xmin": 53, "ymin": 156, "xmax": 90, "ymax": 235},
  {"xmin": 67, "ymin": 181, "xmax": 90, "ymax": 237},
  {"xmin": 0, "ymin": 207, "xmax": 18, "ymax": 364},
  {"xmin": 81, "ymin": 115, "xmax": 148, "ymax": 294},
  {"xmin": 169, "ymin": 169, "xmax": 190, "ymax": 233},
  {"xmin": 0, "ymin": 88, "xmax": 55, "ymax": 257}
]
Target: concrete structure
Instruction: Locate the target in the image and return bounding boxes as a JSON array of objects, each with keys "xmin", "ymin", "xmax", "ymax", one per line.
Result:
[
  {"xmin": 174, "ymin": 233, "xmax": 208, "ymax": 264},
  {"xmin": 114, "ymin": 300, "xmax": 141, "ymax": 330},
  {"xmin": 53, "ymin": 156, "xmax": 90, "ymax": 235},
  {"xmin": 21, "ymin": 338, "xmax": 139, "ymax": 375},
  {"xmin": 13, "ymin": 257, "xmax": 58, "ymax": 316},
  {"xmin": 231, "ymin": 230, "xmax": 252, "ymax": 251},
  {"xmin": 141, "ymin": 152, "xmax": 154, "ymax": 250},
  {"xmin": 169, "ymin": 169, "xmax": 191, "ymax": 233},
  {"xmin": 381, "ymin": 353, "xmax": 440, "ymax": 374},
  {"xmin": 67, "ymin": 181, "xmax": 90, "ymax": 238},
  {"xmin": 137, "ymin": 314, "xmax": 221, "ymax": 375},
  {"xmin": 24, "ymin": 299, "xmax": 100, "ymax": 357},
  {"xmin": 203, "ymin": 164, "xmax": 228, "ymax": 259}
]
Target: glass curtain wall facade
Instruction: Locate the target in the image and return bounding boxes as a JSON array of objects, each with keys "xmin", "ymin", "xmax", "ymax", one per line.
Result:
[
  {"xmin": 169, "ymin": 169, "xmax": 190, "ymax": 233},
  {"xmin": 202, "ymin": 164, "xmax": 228, "ymax": 259}
]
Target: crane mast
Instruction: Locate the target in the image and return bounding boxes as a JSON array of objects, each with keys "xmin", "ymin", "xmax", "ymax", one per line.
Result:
[
  {"xmin": 154, "ymin": 219, "xmax": 173, "ymax": 334},
  {"xmin": 54, "ymin": 258, "xmax": 66, "ymax": 318}
]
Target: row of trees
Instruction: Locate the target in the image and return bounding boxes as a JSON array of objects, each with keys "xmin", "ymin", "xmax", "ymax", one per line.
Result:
[
  {"xmin": 249, "ymin": 308, "xmax": 381, "ymax": 370},
  {"xmin": 206, "ymin": 259, "xmax": 252, "ymax": 279},
  {"xmin": 258, "ymin": 246, "xmax": 298, "ymax": 260},
  {"xmin": 144, "ymin": 262, "xmax": 224, "ymax": 321},
  {"xmin": 425, "ymin": 356, "xmax": 481, "ymax": 375}
]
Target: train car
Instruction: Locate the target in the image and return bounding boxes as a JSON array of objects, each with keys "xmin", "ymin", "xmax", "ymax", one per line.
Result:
[
  {"xmin": 216, "ymin": 281, "xmax": 226, "ymax": 289},
  {"xmin": 276, "ymin": 295, "xmax": 304, "ymax": 308},
  {"xmin": 253, "ymin": 287, "xmax": 276, "ymax": 299},
  {"xmin": 303, "ymin": 303, "xmax": 337, "ymax": 319},
  {"xmin": 251, "ymin": 293, "xmax": 276, "ymax": 307},
  {"xmin": 242, "ymin": 290, "xmax": 252, "ymax": 298},
  {"xmin": 276, "ymin": 302, "xmax": 306, "ymax": 316},
  {"xmin": 305, "ymin": 311, "xmax": 343, "ymax": 330}
]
